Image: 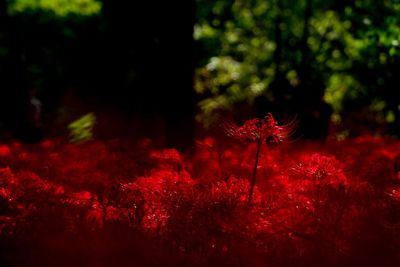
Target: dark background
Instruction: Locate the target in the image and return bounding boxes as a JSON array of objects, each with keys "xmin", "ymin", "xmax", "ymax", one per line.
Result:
[{"xmin": 0, "ymin": 0, "xmax": 399, "ymax": 148}]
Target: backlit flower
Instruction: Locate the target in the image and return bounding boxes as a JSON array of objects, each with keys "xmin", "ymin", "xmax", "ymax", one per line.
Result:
[{"xmin": 223, "ymin": 113, "xmax": 294, "ymax": 144}]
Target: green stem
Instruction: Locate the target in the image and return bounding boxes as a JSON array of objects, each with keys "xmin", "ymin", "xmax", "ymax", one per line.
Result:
[{"xmin": 248, "ymin": 138, "xmax": 262, "ymax": 206}]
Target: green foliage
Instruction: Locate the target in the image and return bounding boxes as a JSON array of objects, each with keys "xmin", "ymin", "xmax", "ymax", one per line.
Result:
[
  {"xmin": 324, "ymin": 74, "xmax": 363, "ymax": 113},
  {"xmin": 68, "ymin": 113, "xmax": 96, "ymax": 143},
  {"xmin": 8, "ymin": 0, "xmax": 102, "ymax": 17},
  {"xmin": 195, "ymin": 0, "xmax": 277, "ymax": 122},
  {"xmin": 195, "ymin": 0, "xmax": 400, "ymax": 130}
]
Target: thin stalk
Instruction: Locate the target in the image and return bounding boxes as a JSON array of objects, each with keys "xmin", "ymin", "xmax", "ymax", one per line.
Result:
[{"xmin": 248, "ymin": 138, "xmax": 262, "ymax": 206}]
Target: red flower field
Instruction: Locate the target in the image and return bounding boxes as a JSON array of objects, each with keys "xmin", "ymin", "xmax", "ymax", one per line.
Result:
[{"xmin": 1, "ymin": 135, "xmax": 400, "ymax": 266}]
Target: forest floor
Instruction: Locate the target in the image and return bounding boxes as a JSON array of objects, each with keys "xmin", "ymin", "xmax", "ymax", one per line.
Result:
[{"xmin": 1, "ymin": 135, "xmax": 400, "ymax": 267}]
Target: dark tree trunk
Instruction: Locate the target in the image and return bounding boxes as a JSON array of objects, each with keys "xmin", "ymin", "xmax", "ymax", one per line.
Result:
[
  {"xmin": 0, "ymin": 1, "xmax": 43, "ymax": 142},
  {"xmin": 0, "ymin": 0, "xmax": 6, "ymax": 28},
  {"xmin": 0, "ymin": 0, "xmax": 7, "ymax": 132},
  {"xmin": 0, "ymin": 1, "xmax": 26, "ymax": 130},
  {"xmin": 255, "ymin": 0, "xmax": 292, "ymax": 120},
  {"xmin": 295, "ymin": 0, "xmax": 332, "ymax": 139},
  {"xmin": 101, "ymin": 0, "xmax": 196, "ymax": 150}
]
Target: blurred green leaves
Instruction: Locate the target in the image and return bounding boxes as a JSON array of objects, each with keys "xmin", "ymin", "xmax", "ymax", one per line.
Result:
[
  {"xmin": 195, "ymin": 0, "xmax": 400, "ymax": 131},
  {"xmin": 68, "ymin": 113, "xmax": 96, "ymax": 143},
  {"xmin": 9, "ymin": 0, "xmax": 102, "ymax": 17}
]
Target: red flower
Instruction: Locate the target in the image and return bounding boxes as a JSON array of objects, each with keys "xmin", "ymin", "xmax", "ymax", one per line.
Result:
[{"xmin": 223, "ymin": 113, "xmax": 294, "ymax": 144}]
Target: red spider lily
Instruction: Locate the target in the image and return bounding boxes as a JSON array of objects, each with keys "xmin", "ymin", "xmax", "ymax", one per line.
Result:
[
  {"xmin": 223, "ymin": 113, "xmax": 296, "ymax": 205},
  {"xmin": 223, "ymin": 113, "xmax": 295, "ymax": 144}
]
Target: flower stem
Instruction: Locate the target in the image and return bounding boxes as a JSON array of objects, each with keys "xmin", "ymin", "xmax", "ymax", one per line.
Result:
[{"xmin": 248, "ymin": 138, "xmax": 262, "ymax": 206}]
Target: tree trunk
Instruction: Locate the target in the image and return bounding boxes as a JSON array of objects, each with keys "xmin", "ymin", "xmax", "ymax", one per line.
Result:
[
  {"xmin": 295, "ymin": 0, "xmax": 332, "ymax": 139},
  {"xmin": 101, "ymin": 1, "xmax": 196, "ymax": 150}
]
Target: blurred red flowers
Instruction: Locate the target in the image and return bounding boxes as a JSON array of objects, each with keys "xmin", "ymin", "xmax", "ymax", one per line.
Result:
[{"xmin": 0, "ymin": 136, "xmax": 400, "ymax": 266}]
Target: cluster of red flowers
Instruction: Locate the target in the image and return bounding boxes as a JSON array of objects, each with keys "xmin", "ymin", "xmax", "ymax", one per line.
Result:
[
  {"xmin": 223, "ymin": 113, "xmax": 295, "ymax": 144},
  {"xmin": 0, "ymin": 135, "xmax": 400, "ymax": 266}
]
